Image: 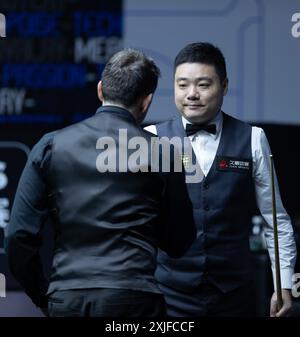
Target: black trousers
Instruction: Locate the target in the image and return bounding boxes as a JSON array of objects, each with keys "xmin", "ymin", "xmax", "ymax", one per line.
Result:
[
  {"xmin": 47, "ymin": 288, "xmax": 166, "ymax": 317},
  {"xmin": 159, "ymin": 281, "xmax": 255, "ymax": 317}
]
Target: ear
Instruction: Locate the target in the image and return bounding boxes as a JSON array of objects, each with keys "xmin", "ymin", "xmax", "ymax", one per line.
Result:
[
  {"xmin": 223, "ymin": 78, "xmax": 229, "ymax": 96},
  {"xmin": 97, "ymin": 81, "xmax": 104, "ymax": 102},
  {"xmin": 141, "ymin": 93, "xmax": 153, "ymax": 113}
]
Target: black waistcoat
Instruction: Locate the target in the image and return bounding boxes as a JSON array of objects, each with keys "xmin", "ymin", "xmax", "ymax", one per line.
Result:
[{"xmin": 156, "ymin": 113, "xmax": 256, "ymax": 293}]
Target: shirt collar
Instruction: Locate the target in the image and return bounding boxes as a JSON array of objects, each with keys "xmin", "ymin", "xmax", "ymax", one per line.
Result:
[
  {"xmin": 96, "ymin": 105, "xmax": 137, "ymax": 124},
  {"xmin": 181, "ymin": 110, "xmax": 223, "ymax": 139}
]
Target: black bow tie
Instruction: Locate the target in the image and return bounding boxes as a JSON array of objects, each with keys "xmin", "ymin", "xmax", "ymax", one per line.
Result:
[{"xmin": 185, "ymin": 123, "xmax": 217, "ymax": 136}]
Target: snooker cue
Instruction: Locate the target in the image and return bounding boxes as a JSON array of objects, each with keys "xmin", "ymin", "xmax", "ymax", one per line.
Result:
[{"xmin": 269, "ymin": 154, "xmax": 283, "ymax": 310}]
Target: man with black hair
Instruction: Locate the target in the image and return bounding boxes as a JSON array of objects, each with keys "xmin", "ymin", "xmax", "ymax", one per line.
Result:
[
  {"xmin": 146, "ymin": 42, "xmax": 296, "ymax": 317},
  {"xmin": 5, "ymin": 49, "xmax": 195, "ymax": 317}
]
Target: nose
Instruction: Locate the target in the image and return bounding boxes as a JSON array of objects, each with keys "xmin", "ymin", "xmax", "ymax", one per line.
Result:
[{"xmin": 187, "ymin": 86, "xmax": 200, "ymax": 100}]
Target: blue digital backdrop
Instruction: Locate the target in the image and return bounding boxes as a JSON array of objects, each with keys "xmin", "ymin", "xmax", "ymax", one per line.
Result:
[{"xmin": 0, "ymin": 0, "xmax": 123, "ymax": 290}]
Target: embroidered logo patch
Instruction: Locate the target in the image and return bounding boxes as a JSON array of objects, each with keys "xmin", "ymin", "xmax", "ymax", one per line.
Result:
[
  {"xmin": 181, "ymin": 154, "xmax": 191, "ymax": 169},
  {"xmin": 216, "ymin": 156, "xmax": 252, "ymax": 173}
]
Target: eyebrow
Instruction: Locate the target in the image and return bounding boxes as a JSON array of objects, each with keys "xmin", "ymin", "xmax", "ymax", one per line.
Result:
[{"xmin": 176, "ymin": 76, "xmax": 212, "ymax": 82}]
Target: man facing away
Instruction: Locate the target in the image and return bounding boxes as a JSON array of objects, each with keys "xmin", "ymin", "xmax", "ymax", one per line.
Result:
[
  {"xmin": 145, "ymin": 42, "xmax": 297, "ymax": 317},
  {"xmin": 5, "ymin": 49, "xmax": 195, "ymax": 317}
]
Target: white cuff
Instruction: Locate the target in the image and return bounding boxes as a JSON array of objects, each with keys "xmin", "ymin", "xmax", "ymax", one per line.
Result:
[{"xmin": 272, "ymin": 267, "xmax": 295, "ymax": 290}]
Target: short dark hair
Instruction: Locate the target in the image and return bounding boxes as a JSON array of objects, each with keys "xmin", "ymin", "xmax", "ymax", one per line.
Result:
[
  {"xmin": 174, "ymin": 42, "xmax": 227, "ymax": 82},
  {"xmin": 101, "ymin": 49, "xmax": 160, "ymax": 108}
]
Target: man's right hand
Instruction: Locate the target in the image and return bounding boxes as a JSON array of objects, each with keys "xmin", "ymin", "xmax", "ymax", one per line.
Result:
[{"xmin": 270, "ymin": 289, "xmax": 292, "ymax": 317}]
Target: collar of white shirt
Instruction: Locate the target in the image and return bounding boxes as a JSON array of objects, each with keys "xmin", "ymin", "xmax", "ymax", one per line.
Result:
[{"xmin": 181, "ymin": 110, "xmax": 223, "ymax": 140}]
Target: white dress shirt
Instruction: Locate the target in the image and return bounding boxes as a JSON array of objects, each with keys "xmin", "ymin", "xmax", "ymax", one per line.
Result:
[{"xmin": 145, "ymin": 112, "xmax": 297, "ymax": 290}]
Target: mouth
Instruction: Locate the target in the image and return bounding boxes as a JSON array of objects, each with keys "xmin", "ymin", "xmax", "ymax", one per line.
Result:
[{"xmin": 184, "ymin": 104, "xmax": 204, "ymax": 109}]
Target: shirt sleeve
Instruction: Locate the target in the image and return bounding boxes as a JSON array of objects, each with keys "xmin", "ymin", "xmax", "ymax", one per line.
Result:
[
  {"xmin": 252, "ymin": 126, "xmax": 297, "ymax": 290},
  {"xmin": 4, "ymin": 131, "xmax": 56, "ymax": 307}
]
